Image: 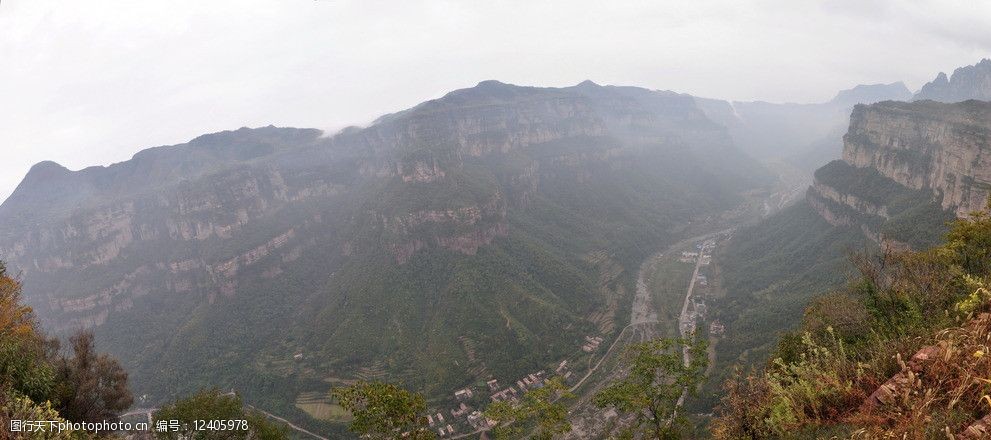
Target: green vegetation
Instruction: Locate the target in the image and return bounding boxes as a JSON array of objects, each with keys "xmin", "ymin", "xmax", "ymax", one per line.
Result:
[
  {"xmin": 1, "ymin": 84, "xmax": 772, "ymax": 433},
  {"xmin": 153, "ymin": 389, "xmax": 289, "ymax": 440},
  {"xmin": 594, "ymin": 337, "xmax": 709, "ymax": 439},
  {"xmin": 647, "ymin": 254, "xmax": 698, "ymax": 337},
  {"xmin": 485, "ymin": 377, "xmax": 573, "ymax": 440},
  {"xmin": 0, "ymin": 260, "xmax": 293, "ymax": 438},
  {"xmin": 709, "ymin": 201, "xmax": 864, "ymax": 404},
  {"xmin": 705, "ymin": 162, "xmax": 956, "ymax": 417},
  {"xmin": 713, "ymin": 205, "xmax": 991, "ymax": 438},
  {"xmin": 295, "ymin": 391, "xmax": 350, "ymax": 421},
  {"xmin": 334, "ymin": 381, "xmax": 435, "ymax": 439},
  {"xmin": 0, "ymin": 262, "xmax": 132, "ymax": 437},
  {"xmin": 53, "ymin": 331, "xmax": 134, "ymax": 424},
  {"xmin": 814, "ymin": 159, "xmax": 955, "ymax": 248}
]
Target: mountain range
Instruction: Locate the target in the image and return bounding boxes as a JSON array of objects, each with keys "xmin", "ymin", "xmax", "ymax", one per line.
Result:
[
  {"xmin": 0, "ymin": 80, "xmax": 771, "ymax": 423},
  {"xmin": 4, "ymin": 58, "xmax": 991, "ymax": 433}
]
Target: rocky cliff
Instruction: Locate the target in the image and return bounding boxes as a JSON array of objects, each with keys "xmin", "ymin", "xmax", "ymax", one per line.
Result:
[
  {"xmin": 914, "ymin": 59, "xmax": 991, "ymax": 102},
  {"xmin": 802, "ymin": 99, "xmax": 990, "ymax": 250},
  {"xmin": 840, "ymin": 100, "xmax": 991, "ymax": 216}
]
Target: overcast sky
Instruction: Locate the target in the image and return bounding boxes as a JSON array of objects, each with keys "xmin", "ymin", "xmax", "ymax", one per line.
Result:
[{"xmin": 1, "ymin": 0, "xmax": 989, "ymax": 202}]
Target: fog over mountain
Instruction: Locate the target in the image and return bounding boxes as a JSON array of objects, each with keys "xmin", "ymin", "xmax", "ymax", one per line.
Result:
[
  {"xmin": 5, "ymin": 2, "xmax": 991, "ymax": 438},
  {"xmin": 3, "ymin": 0, "xmax": 991, "ymax": 203}
]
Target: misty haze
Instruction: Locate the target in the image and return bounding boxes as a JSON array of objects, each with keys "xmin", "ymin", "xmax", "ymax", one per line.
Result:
[{"xmin": 2, "ymin": 1, "xmax": 991, "ymax": 439}]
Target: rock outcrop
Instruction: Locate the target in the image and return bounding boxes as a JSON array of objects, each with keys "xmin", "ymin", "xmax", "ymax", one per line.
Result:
[
  {"xmin": 841, "ymin": 100, "xmax": 991, "ymax": 216},
  {"xmin": 803, "ymin": 100, "xmax": 990, "ymax": 248}
]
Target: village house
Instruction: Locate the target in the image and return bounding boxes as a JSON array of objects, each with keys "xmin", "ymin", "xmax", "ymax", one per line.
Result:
[
  {"xmin": 451, "ymin": 402, "xmax": 471, "ymax": 417},
  {"xmin": 582, "ymin": 335, "xmax": 604, "ymax": 352},
  {"xmin": 454, "ymin": 387, "xmax": 473, "ymax": 400},
  {"xmin": 468, "ymin": 411, "xmax": 495, "ymax": 430},
  {"xmin": 709, "ymin": 320, "xmax": 726, "ymax": 335},
  {"xmin": 486, "ymin": 379, "xmax": 499, "ymax": 391},
  {"xmin": 491, "ymin": 386, "xmax": 518, "ymax": 402}
]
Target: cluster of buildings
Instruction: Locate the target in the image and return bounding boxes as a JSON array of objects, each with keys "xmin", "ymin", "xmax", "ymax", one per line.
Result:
[
  {"xmin": 515, "ymin": 370, "xmax": 546, "ymax": 391},
  {"xmin": 467, "ymin": 411, "xmax": 496, "ymax": 430},
  {"xmin": 490, "ymin": 386, "xmax": 518, "ymax": 402},
  {"xmin": 682, "ymin": 241, "xmax": 714, "ymax": 265},
  {"xmin": 680, "ymin": 239, "xmax": 719, "ymax": 337},
  {"xmin": 691, "ymin": 296, "xmax": 708, "ymax": 320},
  {"xmin": 427, "ymin": 412, "xmax": 446, "ymax": 426},
  {"xmin": 435, "ymin": 404, "xmax": 477, "ymax": 435},
  {"xmin": 438, "ymin": 372, "xmax": 539, "ymax": 434},
  {"xmin": 451, "ymin": 402, "xmax": 471, "ymax": 417},
  {"xmin": 427, "ymin": 413, "xmax": 455, "ymax": 437},
  {"xmin": 582, "ymin": 335, "xmax": 604, "ymax": 353},
  {"xmin": 427, "ymin": 340, "xmax": 597, "ymax": 434},
  {"xmin": 555, "ymin": 359, "xmax": 573, "ymax": 381},
  {"xmin": 709, "ymin": 320, "xmax": 725, "ymax": 335},
  {"xmin": 491, "ymin": 369, "xmax": 549, "ymax": 402}
]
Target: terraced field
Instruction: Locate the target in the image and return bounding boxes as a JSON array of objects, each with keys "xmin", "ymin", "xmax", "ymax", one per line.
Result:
[{"xmin": 294, "ymin": 391, "xmax": 350, "ymax": 422}]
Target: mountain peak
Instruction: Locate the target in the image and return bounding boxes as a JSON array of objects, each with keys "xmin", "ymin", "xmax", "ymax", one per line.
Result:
[
  {"xmin": 914, "ymin": 59, "xmax": 991, "ymax": 102},
  {"xmin": 576, "ymin": 79, "xmax": 600, "ymax": 88},
  {"xmin": 475, "ymin": 79, "xmax": 511, "ymax": 89},
  {"xmin": 24, "ymin": 160, "xmax": 71, "ymax": 181}
]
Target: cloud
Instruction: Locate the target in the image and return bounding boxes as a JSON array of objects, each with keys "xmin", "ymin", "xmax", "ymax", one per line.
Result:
[{"xmin": 0, "ymin": 0, "xmax": 988, "ymax": 201}]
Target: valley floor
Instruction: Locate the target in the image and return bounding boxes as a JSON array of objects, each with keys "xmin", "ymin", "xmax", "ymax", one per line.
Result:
[{"xmin": 562, "ymin": 170, "xmax": 807, "ymax": 438}]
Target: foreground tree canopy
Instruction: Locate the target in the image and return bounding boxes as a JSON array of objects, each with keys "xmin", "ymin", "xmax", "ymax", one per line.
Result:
[
  {"xmin": 153, "ymin": 389, "xmax": 289, "ymax": 440},
  {"xmin": 485, "ymin": 376, "xmax": 573, "ymax": 440},
  {"xmin": 334, "ymin": 381, "xmax": 436, "ymax": 439},
  {"xmin": 594, "ymin": 337, "xmax": 708, "ymax": 439},
  {"xmin": 0, "ymin": 262, "xmax": 132, "ymax": 437}
]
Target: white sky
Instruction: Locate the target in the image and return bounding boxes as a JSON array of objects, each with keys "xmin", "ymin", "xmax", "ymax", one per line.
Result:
[{"xmin": 1, "ymin": 0, "xmax": 989, "ymax": 202}]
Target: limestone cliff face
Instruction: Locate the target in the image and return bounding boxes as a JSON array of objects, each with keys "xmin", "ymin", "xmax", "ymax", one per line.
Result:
[
  {"xmin": 0, "ymin": 163, "xmax": 336, "ymax": 330},
  {"xmin": 802, "ymin": 100, "xmax": 985, "ymax": 250},
  {"xmin": 841, "ymin": 100, "xmax": 991, "ymax": 216},
  {"xmin": 381, "ymin": 191, "xmax": 508, "ymax": 263},
  {"xmin": 807, "ymin": 179, "xmax": 889, "ymax": 227}
]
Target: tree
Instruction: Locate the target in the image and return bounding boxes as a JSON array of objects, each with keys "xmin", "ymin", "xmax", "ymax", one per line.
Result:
[
  {"xmin": 0, "ymin": 264, "xmax": 57, "ymax": 404},
  {"xmin": 153, "ymin": 388, "xmax": 289, "ymax": 440},
  {"xmin": 1, "ymin": 392, "xmax": 96, "ymax": 440},
  {"xmin": 0, "ymin": 260, "xmax": 137, "ymax": 433},
  {"xmin": 53, "ymin": 330, "xmax": 133, "ymax": 423},
  {"xmin": 333, "ymin": 381, "xmax": 435, "ymax": 439},
  {"xmin": 484, "ymin": 377, "xmax": 573, "ymax": 440},
  {"xmin": 593, "ymin": 337, "xmax": 708, "ymax": 439}
]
